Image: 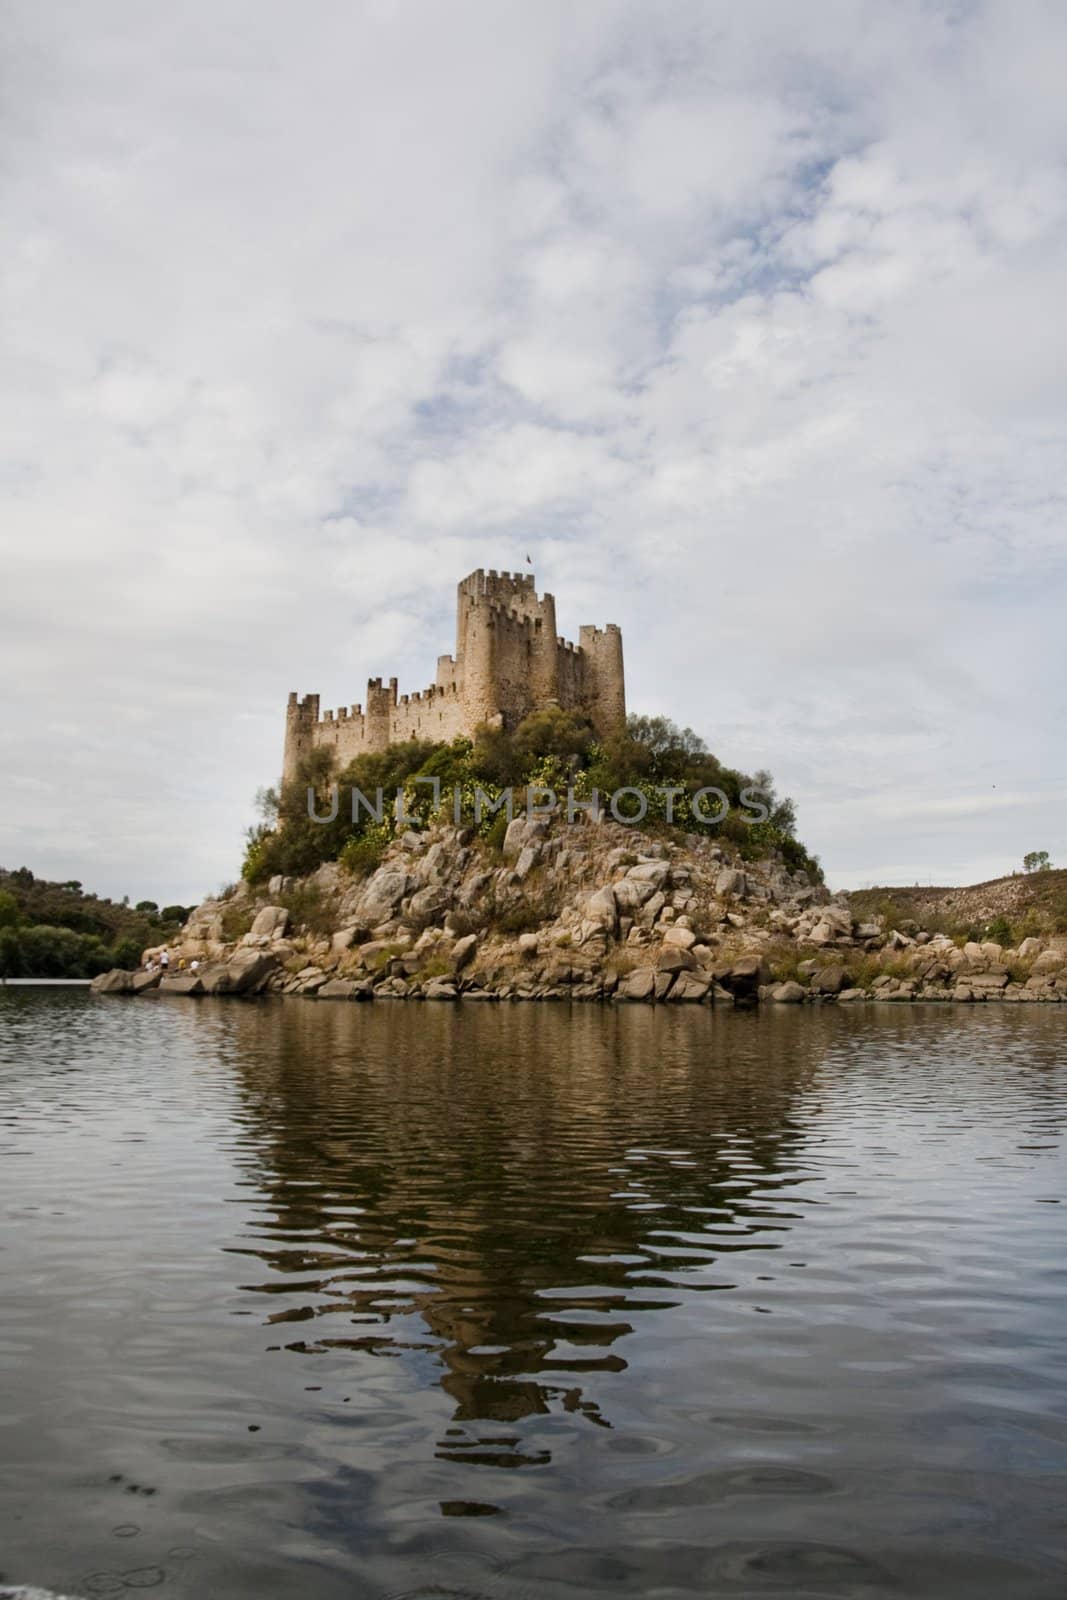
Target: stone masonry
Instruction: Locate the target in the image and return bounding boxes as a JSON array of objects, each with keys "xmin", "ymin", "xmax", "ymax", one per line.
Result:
[{"xmin": 283, "ymin": 569, "xmax": 625, "ymax": 782}]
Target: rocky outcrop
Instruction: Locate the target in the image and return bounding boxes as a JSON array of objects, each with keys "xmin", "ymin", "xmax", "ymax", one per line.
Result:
[{"xmin": 91, "ymin": 817, "xmax": 1067, "ymax": 1007}]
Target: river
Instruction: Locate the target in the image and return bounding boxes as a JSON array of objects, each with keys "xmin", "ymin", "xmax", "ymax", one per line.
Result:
[{"xmin": 1, "ymin": 990, "xmax": 1064, "ymax": 1598}]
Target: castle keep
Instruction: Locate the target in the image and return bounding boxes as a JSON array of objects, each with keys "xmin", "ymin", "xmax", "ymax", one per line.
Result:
[{"xmin": 283, "ymin": 569, "xmax": 625, "ymax": 783}]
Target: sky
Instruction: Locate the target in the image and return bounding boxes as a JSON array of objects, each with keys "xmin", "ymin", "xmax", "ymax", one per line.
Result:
[{"xmin": 2, "ymin": 0, "xmax": 1065, "ymax": 906}]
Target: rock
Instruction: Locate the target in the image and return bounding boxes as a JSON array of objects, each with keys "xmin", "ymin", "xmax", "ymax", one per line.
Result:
[
  {"xmin": 616, "ymin": 967, "xmax": 656, "ymax": 1001},
  {"xmin": 501, "ymin": 817, "xmax": 546, "ymax": 861},
  {"xmin": 638, "ymin": 890, "xmax": 666, "ymax": 925},
  {"xmin": 160, "ymin": 973, "xmax": 204, "ymax": 995},
  {"xmin": 771, "ymin": 981, "xmax": 806, "ymax": 1003},
  {"xmin": 514, "ymin": 844, "xmax": 541, "ymax": 880},
  {"xmin": 662, "ymin": 925, "xmax": 696, "ymax": 950},
  {"xmin": 424, "ymin": 979, "xmax": 459, "ymax": 1000},
  {"xmin": 627, "ymin": 861, "xmax": 670, "ymax": 888},
  {"xmin": 1032, "ymin": 951, "xmax": 1065, "ymax": 975},
  {"xmin": 354, "ymin": 868, "xmax": 411, "ymax": 926},
  {"xmin": 811, "ymin": 964, "xmax": 848, "ymax": 995},
  {"xmin": 667, "ymin": 971, "xmax": 711, "ymax": 1002},
  {"xmin": 318, "ymin": 978, "xmax": 358, "ymax": 999},
  {"xmin": 331, "ymin": 927, "xmax": 360, "ymax": 956},
  {"xmin": 656, "ymin": 946, "xmax": 697, "ymax": 974},
  {"xmin": 584, "ymin": 884, "xmax": 618, "ymax": 935},
  {"xmin": 653, "ymin": 972, "xmax": 675, "ymax": 1000},
  {"xmin": 353, "ymin": 940, "xmax": 391, "ymax": 969},
  {"xmin": 90, "ymin": 968, "xmax": 133, "ymax": 994},
  {"xmin": 1018, "ymin": 937, "xmax": 1044, "ymax": 958},
  {"xmin": 837, "ymin": 988, "xmax": 866, "ymax": 1002},
  {"xmin": 718, "ymin": 955, "xmax": 768, "ymax": 1000},
  {"xmin": 408, "ymin": 885, "xmax": 448, "ymax": 921},
  {"xmin": 201, "ymin": 950, "xmax": 277, "ymax": 995},
  {"xmin": 612, "ymin": 878, "xmax": 658, "ymax": 912},
  {"xmin": 963, "ymin": 940, "xmax": 985, "ymax": 965},
  {"xmin": 130, "ymin": 968, "xmax": 162, "ymax": 994},
  {"xmin": 517, "ymin": 932, "xmax": 540, "ymax": 956},
  {"xmin": 450, "ymin": 934, "xmax": 479, "ymax": 973},
  {"xmin": 716, "ymin": 868, "xmax": 747, "ymax": 899},
  {"xmin": 968, "ymin": 971, "xmax": 1009, "ymax": 991},
  {"xmin": 250, "ymin": 905, "xmax": 289, "ymax": 940}
]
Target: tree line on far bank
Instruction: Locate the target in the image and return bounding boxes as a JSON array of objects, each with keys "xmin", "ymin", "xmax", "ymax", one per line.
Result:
[{"xmin": 0, "ymin": 868, "xmax": 192, "ymax": 978}]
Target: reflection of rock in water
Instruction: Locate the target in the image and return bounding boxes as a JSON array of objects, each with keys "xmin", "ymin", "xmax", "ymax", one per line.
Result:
[
  {"xmin": 221, "ymin": 1004, "xmax": 820, "ymax": 1458},
  {"xmin": 1, "ymin": 1589, "xmax": 87, "ymax": 1599}
]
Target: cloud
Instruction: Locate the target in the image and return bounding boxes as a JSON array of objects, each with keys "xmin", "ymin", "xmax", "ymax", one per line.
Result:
[{"xmin": 1, "ymin": 0, "xmax": 1064, "ymax": 901}]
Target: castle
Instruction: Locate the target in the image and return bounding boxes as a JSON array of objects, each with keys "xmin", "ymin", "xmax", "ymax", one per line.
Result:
[{"xmin": 283, "ymin": 569, "xmax": 625, "ymax": 783}]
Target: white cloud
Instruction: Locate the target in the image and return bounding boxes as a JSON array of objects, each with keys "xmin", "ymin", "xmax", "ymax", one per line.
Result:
[{"xmin": 1, "ymin": 0, "xmax": 1064, "ymax": 901}]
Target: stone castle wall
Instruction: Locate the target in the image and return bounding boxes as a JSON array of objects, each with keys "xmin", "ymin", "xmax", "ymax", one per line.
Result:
[{"xmin": 283, "ymin": 569, "xmax": 624, "ymax": 783}]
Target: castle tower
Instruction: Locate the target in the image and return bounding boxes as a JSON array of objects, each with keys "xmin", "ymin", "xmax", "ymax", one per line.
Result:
[
  {"xmin": 579, "ymin": 624, "xmax": 626, "ymax": 737},
  {"xmin": 364, "ymin": 677, "xmax": 397, "ymax": 753},
  {"xmin": 283, "ymin": 692, "xmax": 319, "ymax": 786}
]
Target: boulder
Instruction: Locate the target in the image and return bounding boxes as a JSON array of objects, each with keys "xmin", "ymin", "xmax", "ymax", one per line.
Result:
[
  {"xmin": 514, "ymin": 844, "xmax": 541, "ymax": 880},
  {"xmin": 424, "ymin": 979, "xmax": 459, "ymax": 1000},
  {"xmin": 1032, "ymin": 951, "xmax": 1065, "ymax": 975},
  {"xmin": 201, "ymin": 950, "xmax": 277, "ymax": 995},
  {"xmin": 667, "ymin": 971, "xmax": 711, "ymax": 1003},
  {"xmin": 159, "ymin": 973, "xmax": 204, "ymax": 995},
  {"xmin": 318, "ymin": 978, "xmax": 358, "ymax": 999},
  {"xmin": 771, "ymin": 981, "xmax": 806, "ymax": 1003},
  {"xmin": 584, "ymin": 884, "xmax": 618, "ymax": 936},
  {"xmin": 408, "ymin": 885, "xmax": 448, "ymax": 922},
  {"xmin": 354, "ymin": 868, "xmax": 411, "ymax": 926},
  {"xmin": 130, "ymin": 968, "xmax": 162, "ymax": 994},
  {"xmin": 811, "ymin": 964, "xmax": 848, "ymax": 995},
  {"xmin": 718, "ymin": 955, "xmax": 768, "ymax": 1000},
  {"xmin": 662, "ymin": 925, "xmax": 696, "ymax": 950},
  {"xmin": 616, "ymin": 967, "xmax": 656, "ymax": 1002},
  {"xmin": 612, "ymin": 878, "xmax": 657, "ymax": 912},
  {"xmin": 250, "ymin": 905, "xmax": 289, "ymax": 940},
  {"xmin": 502, "ymin": 817, "xmax": 547, "ymax": 862},
  {"xmin": 90, "ymin": 968, "xmax": 133, "ymax": 994},
  {"xmin": 656, "ymin": 946, "xmax": 697, "ymax": 974},
  {"xmin": 715, "ymin": 868, "xmax": 748, "ymax": 899},
  {"xmin": 627, "ymin": 861, "xmax": 670, "ymax": 888},
  {"xmin": 450, "ymin": 934, "xmax": 479, "ymax": 973}
]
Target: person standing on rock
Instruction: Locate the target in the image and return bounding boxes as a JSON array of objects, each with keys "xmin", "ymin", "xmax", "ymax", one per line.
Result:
[{"xmin": 159, "ymin": 949, "xmax": 170, "ymax": 973}]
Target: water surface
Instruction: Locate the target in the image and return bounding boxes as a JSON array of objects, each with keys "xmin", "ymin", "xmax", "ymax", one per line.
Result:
[{"xmin": 1, "ymin": 992, "xmax": 1065, "ymax": 1598}]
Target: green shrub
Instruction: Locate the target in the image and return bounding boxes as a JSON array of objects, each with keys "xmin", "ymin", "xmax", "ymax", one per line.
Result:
[{"xmin": 340, "ymin": 824, "xmax": 390, "ymax": 878}]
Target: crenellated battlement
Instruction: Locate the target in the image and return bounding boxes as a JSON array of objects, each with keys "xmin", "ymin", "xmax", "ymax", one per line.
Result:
[{"xmin": 282, "ymin": 568, "xmax": 624, "ymax": 782}]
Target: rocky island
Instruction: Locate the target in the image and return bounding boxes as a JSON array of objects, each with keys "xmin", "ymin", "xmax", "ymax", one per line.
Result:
[{"xmin": 90, "ymin": 568, "xmax": 1067, "ymax": 1007}]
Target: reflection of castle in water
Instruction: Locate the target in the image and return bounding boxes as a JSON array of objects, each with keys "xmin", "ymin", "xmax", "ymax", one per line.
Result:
[{"xmin": 221, "ymin": 1005, "xmax": 820, "ymax": 1467}]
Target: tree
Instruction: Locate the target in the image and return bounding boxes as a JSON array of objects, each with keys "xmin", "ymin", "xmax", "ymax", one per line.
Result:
[
  {"xmin": 0, "ymin": 890, "xmax": 19, "ymax": 929},
  {"xmin": 1023, "ymin": 851, "xmax": 1052, "ymax": 873},
  {"xmin": 135, "ymin": 899, "xmax": 158, "ymax": 914}
]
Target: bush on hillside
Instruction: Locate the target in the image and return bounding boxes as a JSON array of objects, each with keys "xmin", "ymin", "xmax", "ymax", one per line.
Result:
[{"xmin": 242, "ymin": 712, "xmax": 820, "ymax": 885}]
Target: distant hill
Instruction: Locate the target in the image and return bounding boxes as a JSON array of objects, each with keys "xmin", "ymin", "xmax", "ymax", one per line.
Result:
[
  {"xmin": 848, "ymin": 868, "xmax": 1067, "ymax": 945},
  {"xmin": 0, "ymin": 868, "xmax": 193, "ymax": 978}
]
